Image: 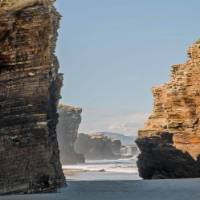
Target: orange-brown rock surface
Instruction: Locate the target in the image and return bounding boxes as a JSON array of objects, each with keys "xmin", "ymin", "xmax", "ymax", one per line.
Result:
[
  {"xmin": 0, "ymin": 0, "xmax": 65, "ymax": 194},
  {"xmin": 136, "ymin": 40, "xmax": 200, "ymax": 179}
]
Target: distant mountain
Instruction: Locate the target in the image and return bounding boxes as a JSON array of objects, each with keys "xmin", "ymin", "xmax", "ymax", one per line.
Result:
[{"xmin": 91, "ymin": 132, "xmax": 136, "ymax": 146}]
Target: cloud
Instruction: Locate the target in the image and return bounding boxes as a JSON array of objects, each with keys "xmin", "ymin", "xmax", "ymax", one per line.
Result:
[{"xmin": 79, "ymin": 107, "xmax": 149, "ymax": 136}]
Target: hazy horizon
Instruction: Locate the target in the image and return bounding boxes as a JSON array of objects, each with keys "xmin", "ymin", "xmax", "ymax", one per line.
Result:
[{"xmin": 55, "ymin": 0, "xmax": 200, "ymax": 136}]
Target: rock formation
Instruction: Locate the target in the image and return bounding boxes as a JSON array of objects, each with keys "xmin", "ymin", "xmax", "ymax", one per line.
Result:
[
  {"xmin": 0, "ymin": 0, "xmax": 65, "ymax": 194},
  {"xmin": 75, "ymin": 133, "xmax": 121, "ymax": 160},
  {"xmin": 57, "ymin": 104, "xmax": 85, "ymax": 164},
  {"xmin": 120, "ymin": 145, "xmax": 138, "ymax": 157},
  {"xmin": 136, "ymin": 40, "xmax": 200, "ymax": 179}
]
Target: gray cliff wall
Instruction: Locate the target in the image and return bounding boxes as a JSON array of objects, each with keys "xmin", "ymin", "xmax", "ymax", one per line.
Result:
[
  {"xmin": 57, "ymin": 104, "xmax": 85, "ymax": 164},
  {"xmin": 75, "ymin": 133, "xmax": 121, "ymax": 160}
]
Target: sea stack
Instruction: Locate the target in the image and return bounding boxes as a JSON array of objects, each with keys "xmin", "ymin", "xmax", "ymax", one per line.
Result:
[
  {"xmin": 57, "ymin": 104, "xmax": 85, "ymax": 164},
  {"xmin": 0, "ymin": 0, "xmax": 65, "ymax": 194},
  {"xmin": 136, "ymin": 40, "xmax": 200, "ymax": 179},
  {"xmin": 75, "ymin": 133, "xmax": 121, "ymax": 160}
]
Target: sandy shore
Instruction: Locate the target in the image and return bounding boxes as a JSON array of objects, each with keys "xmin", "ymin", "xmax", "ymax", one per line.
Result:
[
  {"xmin": 64, "ymin": 168, "xmax": 140, "ymax": 181},
  {"xmin": 1, "ymin": 179, "xmax": 200, "ymax": 200}
]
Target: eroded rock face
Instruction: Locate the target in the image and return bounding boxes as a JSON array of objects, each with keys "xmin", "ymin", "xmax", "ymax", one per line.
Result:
[
  {"xmin": 0, "ymin": 0, "xmax": 65, "ymax": 194},
  {"xmin": 57, "ymin": 104, "xmax": 85, "ymax": 164},
  {"xmin": 75, "ymin": 133, "xmax": 121, "ymax": 160},
  {"xmin": 136, "ymin": 132, "xmax": 200, "ymax": 179},
  {"xmin": 137, "ymin": 40, "xmax": 200, "ymax": 179}
]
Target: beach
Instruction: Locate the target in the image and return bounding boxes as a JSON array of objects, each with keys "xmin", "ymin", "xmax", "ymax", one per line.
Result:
[
  {"xmin": 2, "ymin": 158, "xmax": 200, "ymax": 200},
  {"xmin": 63, "ymin": 157, "xmax": 139, "ymax": 181},
  {"xmin": 2, "ymin": 179, "xmax": 200, "ymax": 200}
]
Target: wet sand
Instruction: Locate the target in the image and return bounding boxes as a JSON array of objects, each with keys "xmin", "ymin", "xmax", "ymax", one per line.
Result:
[{"xmin": 2, "ymin": 179, "xmax": 200, "ymax": 200}]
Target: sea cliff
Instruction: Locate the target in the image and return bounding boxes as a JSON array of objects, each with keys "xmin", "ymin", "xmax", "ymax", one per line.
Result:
[
  {"xmin": 0, "ymin": 0, "xmax": 65, "ymax": 194},
  {"xmin": 75, "ymin": 133, "xmax": 122, "ymax": 160},
  {"xmin": 137, "ymin": 40, "xmax": 200, "ymax": 179},
  {"xmin": 57, "ymin": 104, "xmax": 85, "ymax": 164}
]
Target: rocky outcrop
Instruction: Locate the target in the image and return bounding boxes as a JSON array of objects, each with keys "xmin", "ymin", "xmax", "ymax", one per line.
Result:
[
  {"xmin": 137, "ymin": 40, "xmax": 200, "ymax": 179},
  {"xmin": 75, "ymin": 133, "xmax": 121, "ymax": 160},
  {"xmin": 0, "ymin": 0, "xmax": 65, "ymax": 194},
  {"xmin": 136, "ymin": 132, "xmax": 200, "ymax": 179},
  {"xmin": 120, "ymin": 145, "xmax": 138, "ymax": 157},
  {"xmin": 57, "ymin": 104, "xmax": 85, "ymax": 164}
]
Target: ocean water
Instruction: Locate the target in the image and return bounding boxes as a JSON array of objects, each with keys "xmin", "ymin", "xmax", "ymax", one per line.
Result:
[{"xmin": 63, "ymin": 156, "xmax": 140, "ymax": 180}]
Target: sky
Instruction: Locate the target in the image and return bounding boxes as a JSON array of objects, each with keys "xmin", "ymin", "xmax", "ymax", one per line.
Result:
[{"xmin": 55, "ymin": 0, "xmax": 200, "ymax": 136}]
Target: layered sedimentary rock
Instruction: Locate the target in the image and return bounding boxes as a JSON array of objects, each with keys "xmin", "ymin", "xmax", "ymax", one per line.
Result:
[
  {"xmin": 0, "ymin": 0, "xmax": 65, "ymax": 194},
  {"xmin": 136, "ymin": 40, "xmax": 200, "ymax": 179},
  {"xmin": 75, "ymin": 133, "xmax": 121, "ymax": 160},
  {"xmin": 57, "ymin": 104, "xmax": 85, "ymax": 164}
]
